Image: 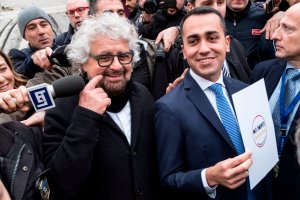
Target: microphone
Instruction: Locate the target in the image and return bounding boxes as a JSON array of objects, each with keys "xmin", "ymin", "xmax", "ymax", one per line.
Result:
[
  {"xmin": 27, "ymin": 75, "xmax": 85, "ymax": 112},
  {"xmin": 1, "ymin": 75, "xmax": 85, "ymax": 112},
  {"xmin": 46, "ymin": 75, "xmax": 85, "ymax": 98}
]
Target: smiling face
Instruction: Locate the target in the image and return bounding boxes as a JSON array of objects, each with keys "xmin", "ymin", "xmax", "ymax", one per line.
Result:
[
  {"xmin": 182, "ymin": 13, "xmax": 230, "ymax": 82},
  {"xmin": 83, "ymin": 35, "xmax": 132, "ymax": 96},
  {"xmin": 271, "ymin": 3, "xmax": 300, "ymax": 67},
  {"xmin": 0, "ymin": 55, "xmax": 15, "ymax": 92},
  {"xmin": 24, "ymin": 18, "xmax": 54, "ymax": 49}
]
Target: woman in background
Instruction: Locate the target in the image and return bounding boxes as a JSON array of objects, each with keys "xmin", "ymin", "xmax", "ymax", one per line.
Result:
[{"xmin": 0, "ymin": 50, "xmax": 27, "ymax": 123}]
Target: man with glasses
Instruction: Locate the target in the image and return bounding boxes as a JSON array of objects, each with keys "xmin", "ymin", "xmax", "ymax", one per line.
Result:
[
  {"xmin": 42, "ymin": 13, "xmax": 160, "ymax": 200},
  {"xmin": 55, "ymin": 0, "xmax": 90, "ymax": 45},
  {"xmin": 88, "ymin": 0, "xmax": 151, "ymax": 89}
]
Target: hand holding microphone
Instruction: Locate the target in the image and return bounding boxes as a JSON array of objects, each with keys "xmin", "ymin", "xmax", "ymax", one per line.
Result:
[
  {"xmin": 0, "ymin": 75, "xmax": 85, "ymax": 113},
  {"xmin": 0, "ymin": 86, "xmax": 29, "ymax": 113}
]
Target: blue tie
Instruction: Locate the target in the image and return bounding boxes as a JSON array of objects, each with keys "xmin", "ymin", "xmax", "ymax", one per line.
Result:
[
  {"xmin": 209, "ymin": 83, "xmax": 255, "ymax": 200},
  {"xmin": 209, "ymin": 83, "xmax": 245, "ymax": 154},
  {"xmin": 272, "ymin": 68, "xmax": 300, "ymax": 137}
]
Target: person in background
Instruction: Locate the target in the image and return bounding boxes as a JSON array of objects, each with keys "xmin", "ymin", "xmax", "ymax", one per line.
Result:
[
  {"xmin": 0, "ymin": 50, "xmax": 28, "ymax": 124},
  {"xmin": 225, "ymin": 0, "xmax": 275, "ymax": 69},
  {"xmin": 8, "ymin": 5, "xmax": 57, "ymax": 78},
  {"xmin": 125, "ymin": 0, "xmax": 140, "ymax": 22},
  {"xmin": 136, "ymin": 0, "xmax": 187, "ymax": 40},
  {"xmin": 42, "ymin": 12, "xmax": 160, "ymax": 200},
  {"xmin": 55, "ymin": 0, "xmax": 90, "ymax": 45},
  {"xmin": 251, "ymin": 3, "xmax": 300, "ymax": 199}
]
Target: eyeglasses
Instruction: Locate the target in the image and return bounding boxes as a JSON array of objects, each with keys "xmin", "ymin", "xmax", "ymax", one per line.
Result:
[
  {"xmin": 89, "ymin": 51, "xmax": 134, "ymax": 67},
  {"xmin": 66, "ymin": 7, "xmax": 89, "ymax": 17}
]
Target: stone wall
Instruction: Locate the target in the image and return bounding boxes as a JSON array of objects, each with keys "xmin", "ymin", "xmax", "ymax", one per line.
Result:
[{"xmin": 0, "ymin": 1, "xmax": 68, "ymax": 53}]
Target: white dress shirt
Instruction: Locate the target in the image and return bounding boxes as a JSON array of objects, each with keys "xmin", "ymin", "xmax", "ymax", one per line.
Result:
[{"xmin": 107, "ymin": 101, "xmax": 132, "ymax": 145}]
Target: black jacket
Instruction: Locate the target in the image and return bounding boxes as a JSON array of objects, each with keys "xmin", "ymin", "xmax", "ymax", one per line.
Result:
[
  {"xmin": 225, "ymin": 1, "xmax": 274, "ymax": 69},
  {"xmin": 0, "ymin": 122, "xmax": 46, "ymax": 200},
  {"xmin": 136, "ymin": 9, "xmax": 186, "ymax": 40},
  {"xmin": 8, "ymin": 47, "xmax": 43, "ymax": 79},
  {"xmin": 251, "ymin": 58, "xmax": 300, "ymax": 200},
  {"xmin": 8, "ymin": 43, "xmax": 58, "ymax": 79},
  {"xmin": 55, "ymin": 24, "xmax": 75, "ymax": 46},
  {"xmin": 43, "ymin": 82, "xmax": 160, "ymax": 200}
]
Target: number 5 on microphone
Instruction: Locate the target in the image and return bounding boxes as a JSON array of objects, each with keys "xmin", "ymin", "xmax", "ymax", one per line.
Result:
[{"xmin": 27, "ymin": 83, "xmax": 55, "ymax": 112}]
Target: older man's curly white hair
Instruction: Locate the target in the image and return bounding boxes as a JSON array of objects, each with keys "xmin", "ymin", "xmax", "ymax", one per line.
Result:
[{"xmin": 66, "ymin": 12, "xmax": 140, "ymax": 70}]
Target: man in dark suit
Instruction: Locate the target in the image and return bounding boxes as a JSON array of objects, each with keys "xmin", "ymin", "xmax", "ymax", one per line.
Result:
[
  {"xmin": 251, "ymin": 3, "xmax": 300, "ymax": 199},
  {"xmin": 42, "ymin": 13, "xmax": 160, "ymax": 200},
  {"xmin": 155, "ymin": 7, "xmax": 271, "ymax": 200}
]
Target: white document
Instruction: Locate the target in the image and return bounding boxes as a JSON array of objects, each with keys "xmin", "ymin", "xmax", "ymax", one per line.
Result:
[{"xmin": 232, "ymin": 79, "xmax": 279, "ymax": 189}]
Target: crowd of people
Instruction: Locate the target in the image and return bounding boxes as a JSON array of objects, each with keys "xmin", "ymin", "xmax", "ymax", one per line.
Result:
[{"xmin": 0, "ymin": 0, "xmax": 300, "ymax": 199}]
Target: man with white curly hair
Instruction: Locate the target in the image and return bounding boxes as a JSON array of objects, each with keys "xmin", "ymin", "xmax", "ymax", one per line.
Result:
[{"xmin": 42, "ymin": 12, "xmax": 160, "ymax": 200}]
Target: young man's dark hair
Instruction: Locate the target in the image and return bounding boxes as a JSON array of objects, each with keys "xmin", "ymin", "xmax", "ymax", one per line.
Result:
[{"xmin": 180, "ymin": 6, "xmax": 227, "ymax": 36}]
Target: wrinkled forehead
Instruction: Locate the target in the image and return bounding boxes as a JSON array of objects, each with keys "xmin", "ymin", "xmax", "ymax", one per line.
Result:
[
  {"xmin": 281, "ymin": 5, "xmax": 300, "ymax": 27},
  {"xmin": 66, "ymin": 0, "xmax": 89, "ymax": 10},
  {"xmin": 97, "ymin": 0, "xmax": 124, "ymax": 11},
  {"xmin": 26, "ymin": 18, "xmax": 50, "ymax": 27}
]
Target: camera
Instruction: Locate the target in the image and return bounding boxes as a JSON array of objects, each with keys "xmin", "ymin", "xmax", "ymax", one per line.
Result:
[
  {"xmin": 143, "ymin": 0, "xmax": 176, "ymax": 14},
  {"xmin": 48, "ymin": 45, "xmax": 71, "ymax": 67}
]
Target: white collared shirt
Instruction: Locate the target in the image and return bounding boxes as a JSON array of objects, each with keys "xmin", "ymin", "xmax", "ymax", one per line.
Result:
[
  {"xmin": 107, "ymin": 101, "xmax": 132, "ymax": 145},
  {"xmin": 269, "ymin": 63, "xmax": 300, "ymax": 134}
]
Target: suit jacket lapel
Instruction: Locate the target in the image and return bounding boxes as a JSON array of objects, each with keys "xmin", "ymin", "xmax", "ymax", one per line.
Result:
[
  {"xmin": 129, "ymin": 86, "xmax": 143, "ymax": 149},
  {"xmin": 265, "ymin": 60, "xmax": 286, "ymax": 98},
  {"xmin": 289, "ymin": 106, "xmax": 300, "ymax": 136},
  {"xmin": 184, "ymin": 73, "xmax": 237, "ymax": 152},
  {"xmin": 226, "ymin": 51, "xmax": 238, "ymax": 79}
]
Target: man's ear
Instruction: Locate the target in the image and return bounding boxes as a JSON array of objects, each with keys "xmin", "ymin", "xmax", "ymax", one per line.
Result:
[
  {"xmin": 181, "ymin": 44, "xmax": 187, "ymax": 59},
  {"xmin": 225, "ymin": 35, "xmax": 230, "ymax": 53},
  {"xmin": 187, "ymin": 2, "xmax": 194, "ymax": 12}
]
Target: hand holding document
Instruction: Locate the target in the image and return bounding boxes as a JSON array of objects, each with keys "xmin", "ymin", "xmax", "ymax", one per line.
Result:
[{"xmin": 232, "ymin": 79, "xmax": 279, "ymax": 189}]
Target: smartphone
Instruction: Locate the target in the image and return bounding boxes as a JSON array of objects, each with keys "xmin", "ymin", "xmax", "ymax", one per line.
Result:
[{"xmin": 265, "ymin": 0, "xmax": 274, "ymax": 13}]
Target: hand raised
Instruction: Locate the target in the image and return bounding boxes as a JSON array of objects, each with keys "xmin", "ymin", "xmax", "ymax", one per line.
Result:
[
  {"xmin": 79, "ymin": 75, "xmax": 111, "ymax": 114},
  {"xmin": 31, "ymin": 47, "xmax": 53, "ymax": 70}
]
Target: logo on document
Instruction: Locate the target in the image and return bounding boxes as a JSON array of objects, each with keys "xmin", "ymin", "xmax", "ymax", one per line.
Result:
[
  {"xmin": 27, "ymin": 83, "xmax": 55, "ymax": 112},
  {"xmin": 252, "ymin": 115, "xmax": 267, "ymax": 147}
]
